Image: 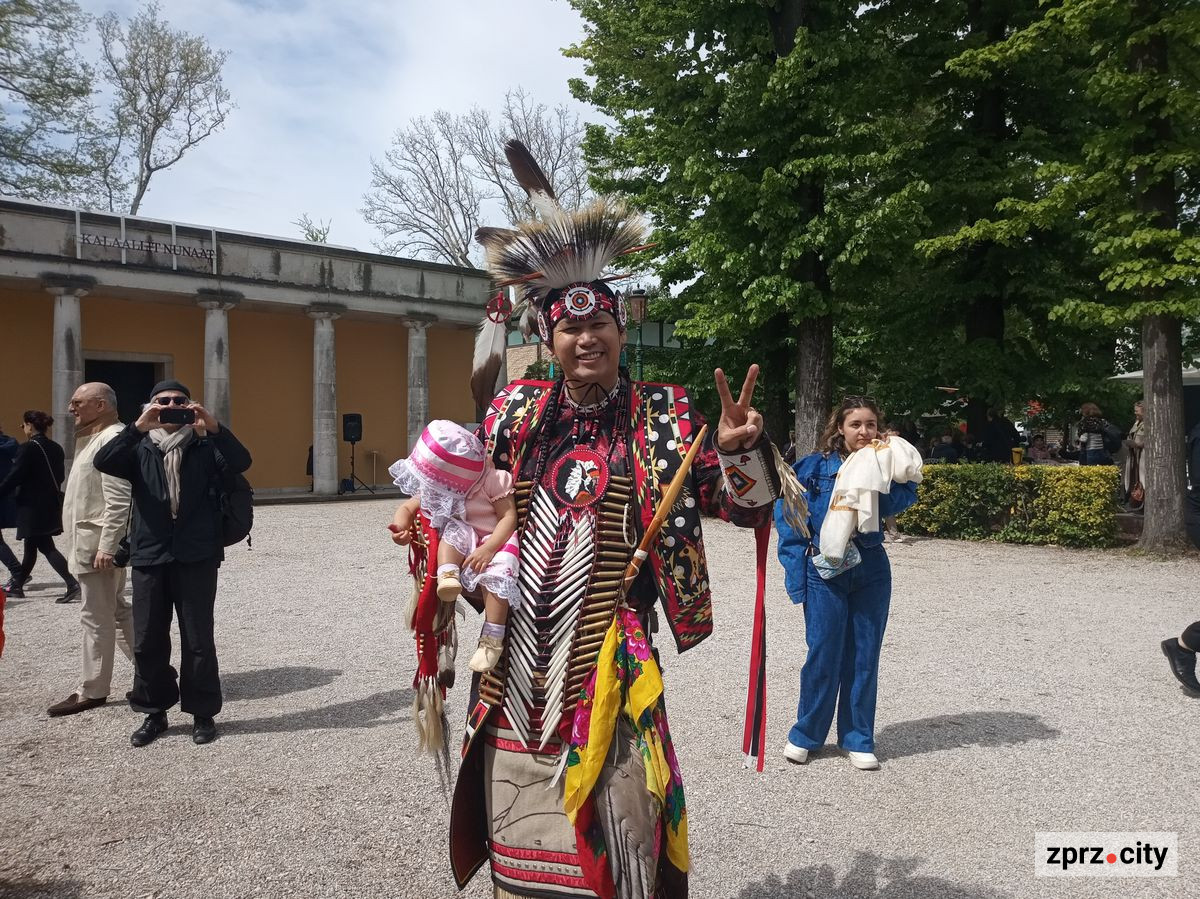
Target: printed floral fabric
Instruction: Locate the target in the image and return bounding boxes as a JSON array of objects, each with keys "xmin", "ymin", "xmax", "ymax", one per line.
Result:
[{"xmin": 563, "ymin": 607, "xmax": 689, "ymax": 890}]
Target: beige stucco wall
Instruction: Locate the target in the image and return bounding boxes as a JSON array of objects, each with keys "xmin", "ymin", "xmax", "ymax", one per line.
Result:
[
  {"xmin": 0, "ymin": 287, "xmax": 54, "ymax": 440},
  {"xmin": 1, "ymin": 284, "xmax": 478, "ymax": 490}
]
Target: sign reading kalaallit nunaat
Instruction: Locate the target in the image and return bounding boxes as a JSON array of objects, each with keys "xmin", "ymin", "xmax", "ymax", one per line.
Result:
[{"xmin": 80, "ymin": 232, "xmax": 215, "ymax": 260}]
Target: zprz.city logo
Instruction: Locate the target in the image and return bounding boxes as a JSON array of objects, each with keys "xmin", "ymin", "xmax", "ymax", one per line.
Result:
[{"xmin": 1035, "ymin": 832, "xmax": 1177, "ymax": 878}]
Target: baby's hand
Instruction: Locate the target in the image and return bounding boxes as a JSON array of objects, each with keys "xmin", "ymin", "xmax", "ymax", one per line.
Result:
[
  {"xmin": 388, "ymin": 523, "xmax": 412, "ymax": 546},
  {"xmin": 463, "ymin": 547, "xmax": 496, "ymax": 573}
]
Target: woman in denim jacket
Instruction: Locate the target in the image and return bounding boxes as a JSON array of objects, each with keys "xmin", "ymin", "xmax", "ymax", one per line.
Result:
[{"xmin": 774, "ymin": 397, "xmax": 919, "ymax": 770}]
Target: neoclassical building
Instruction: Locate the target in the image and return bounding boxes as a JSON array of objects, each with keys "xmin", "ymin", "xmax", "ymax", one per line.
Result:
[{"xmin": 0, "ymin": 197, "xmax": 491, "ymax": 494}]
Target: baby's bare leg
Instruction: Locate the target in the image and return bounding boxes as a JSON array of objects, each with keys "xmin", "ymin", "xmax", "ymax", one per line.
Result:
[
  {"xmin": 483, "ymin": 589, "xmax": 510, "ymax": 626},
  {"xmin": 437, "ymin": 542, "xmax": 465, "ymax": 568}
]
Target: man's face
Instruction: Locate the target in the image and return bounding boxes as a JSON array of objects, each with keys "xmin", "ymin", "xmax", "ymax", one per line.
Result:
[
  {"xmin": 152, "ymin": 390, "xmax": 190, "ymax": 432},
  {"xmin": 550, "ymin": 312, "xmax": 624, "ymax": 385},
  {"xmin": 69, "ymin": 387, "xmax": 104, "ymax": 429}
]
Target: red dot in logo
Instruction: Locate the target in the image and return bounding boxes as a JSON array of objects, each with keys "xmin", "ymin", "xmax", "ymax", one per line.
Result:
[{"xmin": 1106, "ymin": 853, "xmax": 1116, "ymax": 864}]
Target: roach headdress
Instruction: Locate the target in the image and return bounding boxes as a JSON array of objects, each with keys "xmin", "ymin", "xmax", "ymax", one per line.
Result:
[{"xmin": 469, "ymin": 140, "xmax": 649, "ymax": 409}]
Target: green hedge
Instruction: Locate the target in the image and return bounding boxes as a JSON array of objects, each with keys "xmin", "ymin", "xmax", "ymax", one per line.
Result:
[{"xmin": 898, "ymin": 463, "xmax": 1120, "ymax": 548}]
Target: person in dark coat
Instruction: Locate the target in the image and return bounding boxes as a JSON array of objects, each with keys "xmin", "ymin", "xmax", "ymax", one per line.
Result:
[
  {"xmin": 0, "ymin": 421, "xmax": 22, "ymax": 586},
  {"xmin": 981, "ymin": 409, "xmax": 1020, "ymax": 463},
  {"xmin": 94, "ymin": 380, "xmax": 251, "ymax": 747},
  {"xmin": 929, "ymin": 433, "xmax": 961, "ymax": 463},
  {"xmin": 0, "ymin": 411, "xmax": 80, "ymax": 602}
]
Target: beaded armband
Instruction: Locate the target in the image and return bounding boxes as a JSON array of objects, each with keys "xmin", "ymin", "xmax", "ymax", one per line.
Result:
[{"xmin": 718, "ymin": 437, "xmax": 783, "ymax": 508}]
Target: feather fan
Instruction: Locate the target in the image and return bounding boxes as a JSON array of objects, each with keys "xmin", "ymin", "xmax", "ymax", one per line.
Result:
[
  {"xmin": 471, "ymin": 141, "xmax": 648, "ymax": 345},
  {"xmin": 485, "ymin": 197, "xmax": 648, "ymax": 300}
]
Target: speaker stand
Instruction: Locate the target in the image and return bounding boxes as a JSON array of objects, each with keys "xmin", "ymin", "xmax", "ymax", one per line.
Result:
[{"xmin": 341, "ymin": 440, "xmax": 376, "ymax": 494}]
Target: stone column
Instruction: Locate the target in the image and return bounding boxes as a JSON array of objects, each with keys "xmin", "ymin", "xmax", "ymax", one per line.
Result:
[
  {"xmin": 308, "ymin": 304, "xmax": 344, "ymax": 496},
  {"xmin": 195, "ymin": 290, "xmax": 242, "ymax": 428},
  {"xmin": 42, "ymin": 274, "xmax": 96, "ymax": 467},
  {"xmin": 405, "ymin": 316, "xmax": 435, "ymax": 453}
]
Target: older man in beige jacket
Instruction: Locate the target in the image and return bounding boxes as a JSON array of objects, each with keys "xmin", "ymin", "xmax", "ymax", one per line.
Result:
[{"xmin": 47, "ymin": 383, "xmax": 134, "ymax": 717}]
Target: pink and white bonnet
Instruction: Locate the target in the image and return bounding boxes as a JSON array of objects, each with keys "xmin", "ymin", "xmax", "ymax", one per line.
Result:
[{"xmin": 389, "ymin": 420, "xmax": 486, "ymax": 532}]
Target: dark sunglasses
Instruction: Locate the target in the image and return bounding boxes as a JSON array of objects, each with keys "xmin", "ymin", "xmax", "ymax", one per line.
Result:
[{"xmin": 154, "ymin": 396, "xmax": 190, "ymax": 406}]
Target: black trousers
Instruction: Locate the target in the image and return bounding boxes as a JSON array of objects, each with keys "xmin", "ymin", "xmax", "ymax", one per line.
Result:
[
  {"xmin": 1182, "ymin": 621, "xmax": 1200, "ymax": 653},
  {"xmin": 18, "ymin": 535, "xmax": 77, "ymax": 588},
  {"xmin": 129, "ymin": 559, "xmax": 223, "ymax": 717},
  {"xmin": 0, "ymin": 532, "xmax": 19, "ymax": 578}
]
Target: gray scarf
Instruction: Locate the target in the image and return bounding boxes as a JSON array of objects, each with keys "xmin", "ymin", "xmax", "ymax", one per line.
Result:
[{"xmin": 149, "ymin": 427, "xmax": 196, "ymax": 518}]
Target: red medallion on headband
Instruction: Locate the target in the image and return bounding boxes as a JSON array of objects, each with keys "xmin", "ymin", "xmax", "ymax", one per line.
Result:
[{"xmin": 537, "ymin": 282, "xmax": 627, "ymax": 343}]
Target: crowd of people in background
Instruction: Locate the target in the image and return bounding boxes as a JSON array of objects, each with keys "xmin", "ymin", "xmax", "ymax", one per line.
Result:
[{"xmin": 884, "ymin": 399, "xmax": 1151, "ymax": 514}]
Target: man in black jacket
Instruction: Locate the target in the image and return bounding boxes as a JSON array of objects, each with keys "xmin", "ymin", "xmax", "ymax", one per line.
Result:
[{"xmin": 94, "ymin": 380, "xmax": 251, "ymax": 746}]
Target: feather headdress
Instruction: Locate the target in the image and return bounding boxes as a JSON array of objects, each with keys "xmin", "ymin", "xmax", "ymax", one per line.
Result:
[{"xmin": 469, "ymin": 140, "xmax": 650, "ymax": 408}]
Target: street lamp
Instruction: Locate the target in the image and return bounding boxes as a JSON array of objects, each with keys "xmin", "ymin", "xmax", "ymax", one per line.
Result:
[{"xmin": 628, "ymin": 287, "xmax": 648, "ymax": 380}]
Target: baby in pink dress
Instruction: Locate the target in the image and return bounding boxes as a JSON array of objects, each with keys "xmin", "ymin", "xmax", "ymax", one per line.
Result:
[{"xmin": 389, "ymin": 420, "xmax": 519, "ymax": 673}]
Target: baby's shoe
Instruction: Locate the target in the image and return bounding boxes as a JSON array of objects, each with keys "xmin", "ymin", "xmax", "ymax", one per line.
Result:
[
  {"xmin": 469, "ymin": 636, "xmax": 504, "ymax": 673},
  {"xmin": 437, "ymin": 568, "xmax": 462, "ymax": 603}
]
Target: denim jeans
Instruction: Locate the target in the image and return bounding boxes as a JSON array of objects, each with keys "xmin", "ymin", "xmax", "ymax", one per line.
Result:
[{"xmin": 789, "ymin": 544, "xmax": 891, "ymax": 753}]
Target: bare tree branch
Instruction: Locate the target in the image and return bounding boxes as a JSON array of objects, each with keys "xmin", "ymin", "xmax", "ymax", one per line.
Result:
[
  {"xmin": 361, "ymin": 87, "xmax": 592, "ymax": 267},
  {"xmin": 361, "ymin": 112, "xmax": 484, "ymax": 267},
  {"xmin": 293, "ymin": 214, "xmax": 332, "ymax": 243}
]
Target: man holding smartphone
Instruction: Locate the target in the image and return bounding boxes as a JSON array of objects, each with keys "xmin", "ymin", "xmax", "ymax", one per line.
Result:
[{"xmin": 94, "ymin": 379, "xmax": 252, "ymax": 746}]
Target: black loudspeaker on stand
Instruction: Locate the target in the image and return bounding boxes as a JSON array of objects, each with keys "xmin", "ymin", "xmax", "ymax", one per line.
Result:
[{"xmin": 340, "ymin": 413, "xmax": 374, "ymax": 494}]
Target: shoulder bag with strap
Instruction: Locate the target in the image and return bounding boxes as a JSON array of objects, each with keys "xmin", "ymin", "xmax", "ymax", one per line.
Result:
[{"xmin": 31, "ymin": 439, "xmax": 64, "ymax": 510}]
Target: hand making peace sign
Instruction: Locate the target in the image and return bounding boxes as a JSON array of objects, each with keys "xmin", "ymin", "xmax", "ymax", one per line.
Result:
[{"xmin": 714, "ymin": 364, "xmax": 764, "ymax": 452}]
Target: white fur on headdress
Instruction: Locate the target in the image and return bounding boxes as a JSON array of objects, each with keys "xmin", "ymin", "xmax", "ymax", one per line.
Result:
[{"xmin": 469, "ymin": 141, "xmax": 649, "ymax": 408}]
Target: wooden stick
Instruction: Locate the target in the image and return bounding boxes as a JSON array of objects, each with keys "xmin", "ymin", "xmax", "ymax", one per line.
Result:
[{"xmin": 620, "ymin": 424, "xmax": 708, "ymax": 596}]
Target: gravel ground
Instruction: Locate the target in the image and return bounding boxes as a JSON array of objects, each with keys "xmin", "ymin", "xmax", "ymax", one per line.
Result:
[{"xmin": 1, "ymin": 501, "xmax": 1196, "ymax": 899}]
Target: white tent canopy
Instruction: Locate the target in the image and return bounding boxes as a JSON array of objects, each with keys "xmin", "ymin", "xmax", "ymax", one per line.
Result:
[{"xmin": 1110, "ymin": 368, "xmax": 1200, "ymax": 385}]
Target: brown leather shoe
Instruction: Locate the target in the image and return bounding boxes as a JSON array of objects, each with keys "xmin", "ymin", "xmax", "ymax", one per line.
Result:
[{"xmin": 47, "ymin": 693, "xmax": 106, "ymax": 717}]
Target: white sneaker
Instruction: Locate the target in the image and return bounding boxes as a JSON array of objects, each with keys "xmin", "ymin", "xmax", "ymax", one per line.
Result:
[
  {"xmin": 847, "ymin": 750, "xmax": 880, "ymax": 770},
  {"xmin": 783, "ymin": 742, "xmax": 810, "ymax": 764}
]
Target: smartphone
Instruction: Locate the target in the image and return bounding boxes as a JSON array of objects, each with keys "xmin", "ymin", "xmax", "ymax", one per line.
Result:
[{"xmin": 160, "ymin": 407, "xmax": 196, "ymax": 425}]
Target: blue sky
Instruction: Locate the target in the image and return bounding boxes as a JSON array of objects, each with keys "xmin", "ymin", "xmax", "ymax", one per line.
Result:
[{"xmin": 83, "ymin": 0, "xmax": 592, "ymax": 251}]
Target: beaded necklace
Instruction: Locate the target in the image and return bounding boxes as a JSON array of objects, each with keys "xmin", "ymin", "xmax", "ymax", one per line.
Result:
[{"xmin": 528, "ymin": 374, "xmax": 631, "ymax": 486}]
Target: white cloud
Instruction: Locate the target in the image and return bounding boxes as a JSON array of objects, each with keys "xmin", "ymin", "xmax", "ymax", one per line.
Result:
[{"xmin": 80, "ymin": 0, "xmax": 592, "ymax": 251}]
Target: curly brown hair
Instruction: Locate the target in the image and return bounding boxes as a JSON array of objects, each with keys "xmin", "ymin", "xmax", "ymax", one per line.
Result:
[{"xmin": 819, "ymin": 396, "xmax": 882, "ymax": 457}]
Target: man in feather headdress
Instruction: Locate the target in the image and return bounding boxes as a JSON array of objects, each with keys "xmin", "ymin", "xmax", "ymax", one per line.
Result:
[{"xmin": 433, "ymin": 141, "xmax": 787, "ymax": 899}]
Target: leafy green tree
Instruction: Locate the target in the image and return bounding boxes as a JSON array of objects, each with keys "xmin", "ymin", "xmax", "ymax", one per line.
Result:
[
  {"xmin": 567, "ymin": 0, "xmax": 927, "ymax": 452},
  {"xmin": 949, "ymin": 0, "xmax": 1200, "ymax": 551},
  {"xmin": 0, "ymin": 0, "xmax": 97, "ymax": 200},
  {"xmin": 854, "ymin": 0, "xmax": 1116, "ymax": 440},
  {"xmin": 95, "ymin": 2, "xmax": 233, "ymax": 215}
]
